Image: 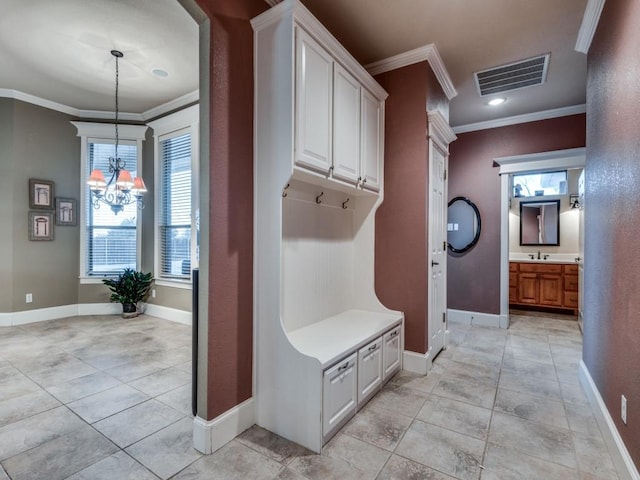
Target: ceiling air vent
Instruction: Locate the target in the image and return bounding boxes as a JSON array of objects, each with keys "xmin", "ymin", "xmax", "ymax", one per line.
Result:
[{"xmin": 475, "ymin": 53, "xmax": 550, "ymax": 96}]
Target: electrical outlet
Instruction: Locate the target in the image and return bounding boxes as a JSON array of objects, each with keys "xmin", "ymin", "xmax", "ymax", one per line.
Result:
[
  {"xmin": 25, "ymin": 293, "xmax": 32, "ymax": 303},
  {"xmin": 151, "ymin": 289, "xmax": 156, "ymax": 298},
  {"xmin": 621, "ymin": 395, "xmax": 627, "ymax": 425}
]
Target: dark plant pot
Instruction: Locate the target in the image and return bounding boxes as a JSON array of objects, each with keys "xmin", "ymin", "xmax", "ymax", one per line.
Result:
[{"xmin": 122, "ymin": 303, "xmax": 138, "ymax": 318}]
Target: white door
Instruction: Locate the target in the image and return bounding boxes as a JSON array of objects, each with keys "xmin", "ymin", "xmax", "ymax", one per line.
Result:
[
  {"xmin": 382, "ymin": 326, "xmax": 401, "ymax": 380},
  {"xmin": 428, "ymin": 139, "xmax": 447, "ymax": 358},
  {"xmin": 357, "ymin": 338, "xmax": 382, "ymax": 405},
  {"xmin": 332, "ymin": 64, "xmax": 360, "ymax": 184},
  {"xmin": 578, "ymin": 170, "xmax": 585, "ymax": 332},
  {"xmin": 360, "ymin": 88, "xmax": 381, "ymax": 192},
  {"xmin": 295, "ymin": 28, "xmax": 333, "ymax": 173},
  {"xmin": 322, "ymin": 353, "xmax": 357, "ymax": 438}
]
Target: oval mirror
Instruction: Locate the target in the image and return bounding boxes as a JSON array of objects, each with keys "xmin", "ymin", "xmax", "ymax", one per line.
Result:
[{"xmin": 447, "ymin": 197, "xmax": 481, "ymax": 254}]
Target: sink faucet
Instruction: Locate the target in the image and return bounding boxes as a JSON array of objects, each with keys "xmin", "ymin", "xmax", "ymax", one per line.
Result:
[{"xmin": 537, "ymin": 250, "xmax": 541, "ymax": 260}]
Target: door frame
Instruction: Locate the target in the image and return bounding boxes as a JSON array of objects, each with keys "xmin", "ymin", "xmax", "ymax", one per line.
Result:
[{"xmin": 495, "ymin": 147, "xmax": 585, "ymax": 328}]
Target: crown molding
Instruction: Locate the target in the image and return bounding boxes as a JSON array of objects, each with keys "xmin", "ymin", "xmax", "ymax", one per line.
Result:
[
  {"xmin": 0, "ymin": 88, "xmax": 199, "ymax": 122},
  {"xmin": 365, "ymin": 44, "xmax": 457, "ymax": 100},
  {"xmin": 575, "ymin": 0, "xmax": 606, "ymax": 54},
  {"xmin": 427, "ymin": 110, "xmax": 457, "ymax": 149},
  {"xmin": 142, "ymin": 90, "xmax": 199, "ymax": 121},
  {"xmin": 452, "ymin": 104, "xmax": 586, "ymax": 134}
]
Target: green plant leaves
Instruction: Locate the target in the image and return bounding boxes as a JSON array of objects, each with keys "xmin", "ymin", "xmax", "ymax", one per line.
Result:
[{"xmin": 102, "ymin": 268, "xmax": 154, "ymax": 305}]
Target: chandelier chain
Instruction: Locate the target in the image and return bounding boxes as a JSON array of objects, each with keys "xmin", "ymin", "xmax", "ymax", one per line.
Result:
[{"xmin": 114, "ymin": 52, "xmax": 119, "ymax": 159}]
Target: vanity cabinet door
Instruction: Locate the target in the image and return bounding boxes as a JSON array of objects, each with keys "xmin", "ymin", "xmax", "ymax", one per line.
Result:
[
  {"xmin": 295, "ymin": 28, "xmax": 333, "ymax": 173},
  {"xmin": 360, "ymin": 88, "xmax": 382, "ymax": 192},
  {"xmin": 357, "ymin": 337, "xmax": 382, "ymax": 405},
  {"xmin": 332, "ymin": 64, "xmax": 361, "ymax": 184},
  {"xmin": 539, "ymin": 274, "xmax": 563, "ymax": 306},
  {"xmin": 518, "ymin": 273, "xmax": 539, "ymax": 304},
  {"xmin": 322, "ymin": 353, "xmax": 357, "ymax": 438},
  {"xmin": 382, "ymin": 326, "xmax": 401, "ymax": 381}
]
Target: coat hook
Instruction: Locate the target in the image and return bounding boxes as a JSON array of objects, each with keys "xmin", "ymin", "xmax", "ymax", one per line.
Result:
[
  {"xmin": 342, "ymin": 198, "xmax": 350, "ymax": 209},
  {"xmin": 315, "ymin": 192, "xmax": 324, "ymax": 204},
  {"xmin": 282, "ymin": 183, "xmax": 290, "ymax": 198}
]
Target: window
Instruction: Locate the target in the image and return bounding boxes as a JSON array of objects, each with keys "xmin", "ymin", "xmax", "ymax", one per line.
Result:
[
  {"xmin": 88, "ymin": 142, "xmax": 138, "ymax": 275},
  {"xmin": 513, "ymin": 170, "xmax": 567, "ymax": 198},
  {"xmin": 159, "ymin": 131, "xmax": 192, "ymax": 278},
  {"xmin": 149, "ymin": 105, "xmax": 199, "ymax": 285},
  {"xmin": 72, "ymin": 122, "xmax": 148, "ymax": 280}
]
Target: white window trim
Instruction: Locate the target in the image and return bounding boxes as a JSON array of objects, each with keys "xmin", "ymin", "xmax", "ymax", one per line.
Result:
[
  {"xmin": 71, "ymin": 121, "xmax": 148, "ymax": 283},
  {"xmin": 147, "ymin": 105, "xmax": 199, "ymax": 288}
]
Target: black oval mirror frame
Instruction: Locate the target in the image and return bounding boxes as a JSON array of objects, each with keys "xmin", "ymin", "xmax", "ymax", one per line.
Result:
[{"xmin": 447, "ymin": 196, "xmax": 481, "ymax": 254}]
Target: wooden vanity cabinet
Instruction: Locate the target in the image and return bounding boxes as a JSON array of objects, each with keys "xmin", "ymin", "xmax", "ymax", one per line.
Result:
[{"xmin": 509, "ymin": 262, "xmax": 578, "ymax": 313}]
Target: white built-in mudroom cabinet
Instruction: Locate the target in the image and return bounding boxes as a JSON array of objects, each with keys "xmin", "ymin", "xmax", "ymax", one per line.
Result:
[{"xmin": 252, "ymin": 0, "xmax": 403, "ymax": 453}]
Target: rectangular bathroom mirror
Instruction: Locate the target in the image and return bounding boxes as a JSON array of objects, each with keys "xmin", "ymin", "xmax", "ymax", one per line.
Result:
[{"xmin": 519, "ymin": 199, "xmax": 560, "ymax": 246}]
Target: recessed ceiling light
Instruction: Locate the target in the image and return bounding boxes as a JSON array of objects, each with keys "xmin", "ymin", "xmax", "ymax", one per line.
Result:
[
  {"xmin": 151, "ymin": 68, "xmax": 169, "ymax": 78},
  {"xmin": 488, "ymin": 98, "xmax": 506, "ymax": 106}
]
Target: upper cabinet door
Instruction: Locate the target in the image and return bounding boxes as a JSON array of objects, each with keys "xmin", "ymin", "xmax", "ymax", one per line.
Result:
[
  {"xmin": 295, "ymin": 28, "xmax": 333, "ymax": 173},
  {"xmin": 360, "ymin": 88, "xmax": 382, "ymax": 192},
  {"xmin": 332, "ymin": 64, "xmax": 361, "ymax": 184}
]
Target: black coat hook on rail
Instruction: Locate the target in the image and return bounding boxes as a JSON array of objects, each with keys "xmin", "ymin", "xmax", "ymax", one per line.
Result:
[
  {"xmin": 342, "ymin": 198, "xmax": 350, "ymax": 209},
  {"xmin": 282, "ymin": 183, "xmax": 290, "ymax": 198},
  {"xmin": 315, "ymin": 192, "xmax": 324, "ymax": 204}
]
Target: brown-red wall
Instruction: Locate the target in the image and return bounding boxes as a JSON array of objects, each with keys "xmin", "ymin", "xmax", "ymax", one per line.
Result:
[
  {"xmin": 448, "ymin": 115, "xmax": 586, "ymax": 314},
  {"xmin": 196, "ymin": 0, "xmax": 266, "ymax": 419},
  {"xmin": 375, "ymin": 61, "xmax": 447, "ymax": 354},
  {"xmin": 584, "ymin": 0, "xmax": 640, "ymax": 466}
]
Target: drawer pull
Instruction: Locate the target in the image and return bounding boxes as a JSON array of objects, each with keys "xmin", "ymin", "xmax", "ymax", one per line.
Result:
[
  {"xmin": 390, "ymin": 330, "xmax": 398, "ymax": 337},
  {"xmin": 368, "ymin": 344, "xmax": 377, "ymax": 351},
  {"xmin": 338, "ymin": 362, "xmax": 349, "ymax": 372}
]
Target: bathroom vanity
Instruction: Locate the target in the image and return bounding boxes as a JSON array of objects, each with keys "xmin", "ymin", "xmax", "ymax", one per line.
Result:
[{"xmin": 509, "ymin": 260, "xmax": 578, "ymax": 313}]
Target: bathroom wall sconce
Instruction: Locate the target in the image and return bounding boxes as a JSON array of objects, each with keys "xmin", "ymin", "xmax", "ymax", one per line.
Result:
[{"xmin": 570, "ymin": 194, "xmax": 580, "ymax": 209}]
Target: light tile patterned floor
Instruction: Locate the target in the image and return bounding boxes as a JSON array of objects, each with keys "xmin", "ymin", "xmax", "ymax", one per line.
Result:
[{"xmin": 0, "ymin": 313, "xmax": 621, "ymax": 479}]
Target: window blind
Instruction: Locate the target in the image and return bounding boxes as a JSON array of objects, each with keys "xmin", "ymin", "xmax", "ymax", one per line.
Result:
[
  {"xmin": 159, "ymin": 132, "xmax": 192, "ymax": 278},
  {"xmin": 87, "ymin": 142, "xmax": 138, "ymax": 275}
]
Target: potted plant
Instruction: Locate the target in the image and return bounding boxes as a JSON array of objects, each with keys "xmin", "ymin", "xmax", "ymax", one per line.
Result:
[{"xmin": 103, "ymin": 268, "xmax": 154, "ymax": 318}]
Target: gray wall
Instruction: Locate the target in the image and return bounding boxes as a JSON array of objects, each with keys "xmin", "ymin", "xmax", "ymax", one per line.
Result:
[
  {"xmin": 0, "ymin": 99, "xmax": 15, "ymax": 312},
  {"xmin": 1, "ymin": 98, "xmax": 192, "ymax": 314},
  {"xmin": 8, "ymin": 100, "xmax": 80, "ymax": 312}
]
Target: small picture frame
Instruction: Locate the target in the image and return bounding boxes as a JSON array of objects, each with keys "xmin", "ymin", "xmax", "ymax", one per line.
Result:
[
  {"xmin": 29, "ymin": 179, "xmax": 55, "ymax": 210},
  {"xmin": 55, "ymin": 197, "xmax": 77, "ymax": 226},
  {"xmin": 29, "ymin": 211, "xmax": 54, "ymax": 241}
]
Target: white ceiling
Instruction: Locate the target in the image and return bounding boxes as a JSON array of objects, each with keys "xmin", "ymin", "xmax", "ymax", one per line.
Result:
[
  {"xmin": 0, "ymin": 0, "xmax": 198, "ymax": 114},
  {"xmin": 0, "ymin": 0, "xmax": 587, "ymax": 127}
]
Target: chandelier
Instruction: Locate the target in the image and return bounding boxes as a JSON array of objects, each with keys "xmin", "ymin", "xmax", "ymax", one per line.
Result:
[{"xmin": 87, "ymin": 50, "xmax": 146, "ymax": 215}]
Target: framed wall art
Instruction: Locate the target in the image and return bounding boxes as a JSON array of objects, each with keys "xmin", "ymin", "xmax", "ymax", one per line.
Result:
[
  {"xmin": 29, "ymin": 179, "xmax": 55, "ymax": 210},
  {"xmin": 55, "ymin": 197, "xmax": 77, "ymax": 226},
  {"xmin": 29, "ymin": 211, "xmax": 54, "ymax": 241}
]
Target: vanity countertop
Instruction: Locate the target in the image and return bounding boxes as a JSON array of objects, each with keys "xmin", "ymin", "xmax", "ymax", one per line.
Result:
[
  {"xmin": 509, "ymin": 253, "xmax": 580, "ymax": 264},
  {"xmin": 511, "ymin": 258, "xmax": 579, "ymax": 265}
]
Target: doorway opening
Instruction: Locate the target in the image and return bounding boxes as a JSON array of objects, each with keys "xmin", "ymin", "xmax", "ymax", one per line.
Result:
[{"xmin": 495, "ymin": 148, "xmax": 585, "ymax": 329}]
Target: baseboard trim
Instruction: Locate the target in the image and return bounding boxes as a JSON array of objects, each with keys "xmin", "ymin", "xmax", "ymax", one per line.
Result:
[
  {"xmin": 0, "ymin": 303, "xmax": 190, "ymax": 327},
  {"xmin": 0, "ymin": 304, "xmax": 79, "ymax": 327},
  {"xmin": 579, "ymin": 361, "xmax": 640, "ymax": 480},
  {"xmin": 403, "ymin": 350, "xmax": 430, "ymax": 375},
  {"xmin": 448, "ymin": 309, "xmax": 502, "ymax": 329},
  {"xmin": 143, "ymin": 304, "xmax": 192, "ymax": 325},
  {"xmin": 77, "ymin": 303, "xmax": 122, "ymax": 316},
  {"xmin": 193, "ymin": 398, "xmax": 255, "ymax": 454}
]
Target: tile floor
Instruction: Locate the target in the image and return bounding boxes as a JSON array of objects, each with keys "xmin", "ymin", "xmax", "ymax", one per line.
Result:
[{"xmin": 0, "ymin": 312, "xmax": 621, "ymax": 479}]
